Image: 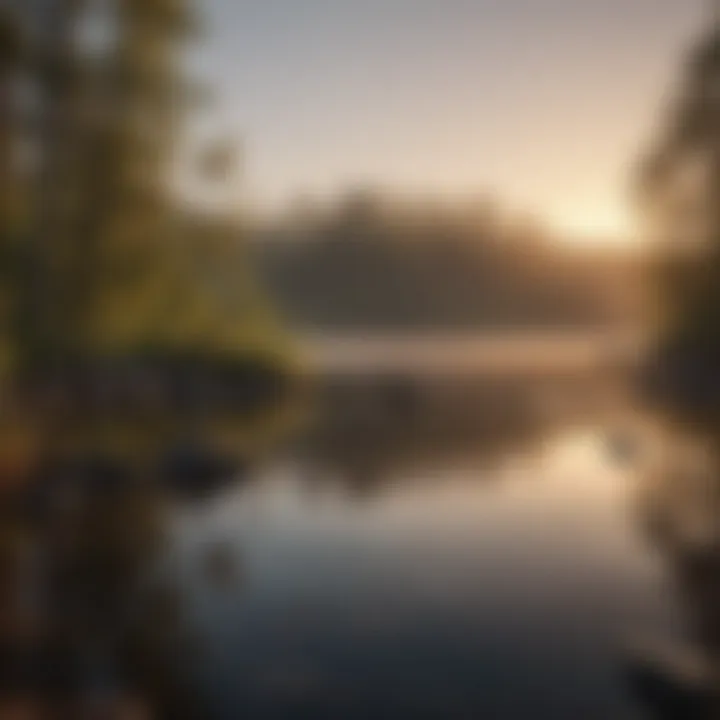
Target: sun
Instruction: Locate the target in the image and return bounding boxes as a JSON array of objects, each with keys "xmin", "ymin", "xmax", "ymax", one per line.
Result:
[{"xmin": 551, "ymin": 206, "xmax": 637, "ymax": 248}]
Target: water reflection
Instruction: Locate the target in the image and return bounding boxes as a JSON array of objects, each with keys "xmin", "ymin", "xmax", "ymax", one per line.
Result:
[
  {"xmin": 174, "ymin": 374, "xmax": 677, "ymax": 720},
  {"xmin": 630, "ymin": 429, "xmax": 720, "ymax": 719},
  {"xmin": 294, "ymin": 369, "xmax": 621, "ymax": 498},
  {"xmin": 1, "ymin": 366, "xmax": 682, "ymax": 719},
  {"xmin": 0, "ymin": 439, "xmax": 255, "ymax": 718}
]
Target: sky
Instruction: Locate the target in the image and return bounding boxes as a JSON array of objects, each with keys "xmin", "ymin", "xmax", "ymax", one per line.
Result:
[{"xmin": 196, "ymin": 0, "xmax": 707, "ymax": 240}]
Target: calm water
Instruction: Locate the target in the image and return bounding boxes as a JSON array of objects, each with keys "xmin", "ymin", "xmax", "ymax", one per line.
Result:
[{"xmin": 176, "ymin": 416, "xmax": 681, "ymax": 719}]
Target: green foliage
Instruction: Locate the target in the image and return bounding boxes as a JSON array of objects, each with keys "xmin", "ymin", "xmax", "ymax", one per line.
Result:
[{"xmin": 0, "ymin": 0, "xmax": 287, "ymax": 379}]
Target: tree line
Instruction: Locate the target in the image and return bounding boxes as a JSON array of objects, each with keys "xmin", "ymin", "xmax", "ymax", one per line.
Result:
[{"xmin": 252, "ymin": 190, "xmax": 641, "ymax": 331}]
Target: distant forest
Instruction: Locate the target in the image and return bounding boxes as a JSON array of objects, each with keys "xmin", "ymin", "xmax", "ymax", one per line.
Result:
[{"xmin": 250, "ymin": 191, "xmax": 642, "ymax": 332}]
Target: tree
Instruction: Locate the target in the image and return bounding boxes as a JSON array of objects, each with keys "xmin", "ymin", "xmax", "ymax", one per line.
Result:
[
  {"xmin": 0, "ymin": 0, "xmax": 290, "ymax": 411},
  {"xmin": 639, "ymin": 4, "xmax": 720, "ymax": 419},
  {"xmin": 0, "ymin": 3, "xmax": 292, "ymax": 715}
]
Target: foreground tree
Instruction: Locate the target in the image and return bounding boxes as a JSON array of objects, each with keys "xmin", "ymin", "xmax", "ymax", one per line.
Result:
[
  {"xmin": 0, "ymin": 1, "xmax": 294, "ymax": 716},
  {"xmin": 639, "ymin": 3, "xmax": 720, "ymax": 422},
  {"xmin": 0, "ymin": 0, "xmax": 293, "ymax": 448}
]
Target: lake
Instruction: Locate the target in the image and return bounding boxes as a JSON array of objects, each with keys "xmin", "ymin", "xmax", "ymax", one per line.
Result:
[{"xmin": 173, "ymin": 358, "xmax": 687, "ymax": 720}]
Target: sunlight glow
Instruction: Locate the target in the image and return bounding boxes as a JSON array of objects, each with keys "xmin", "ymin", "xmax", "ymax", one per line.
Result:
[{"xmin": 551, "ymin": 206, "xmax": 636, "ymax": 247}]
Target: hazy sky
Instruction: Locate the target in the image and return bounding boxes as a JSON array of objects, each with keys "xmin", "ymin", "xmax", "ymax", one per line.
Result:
[{"xmin": 198, "ymin": 0, "xmax": 706, "ymax": 238}]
